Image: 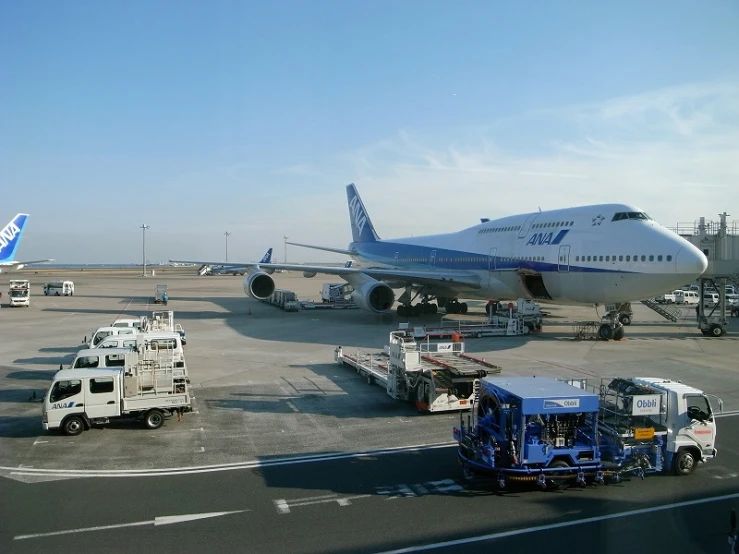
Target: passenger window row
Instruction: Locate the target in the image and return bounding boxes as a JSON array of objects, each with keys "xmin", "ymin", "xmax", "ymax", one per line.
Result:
[
  {"xmin": 532, "ymin": 221, "xmax": 574, "ymax": 229},
  {"xmin": 575, "ymin": 254, "xmax": 673, "ymax": 263}
]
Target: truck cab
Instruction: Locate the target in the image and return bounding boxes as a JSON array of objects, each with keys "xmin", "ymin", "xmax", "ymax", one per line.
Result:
[{"xmin": 631, "ymin": 377, "xmax": 719, "ymax": 474}]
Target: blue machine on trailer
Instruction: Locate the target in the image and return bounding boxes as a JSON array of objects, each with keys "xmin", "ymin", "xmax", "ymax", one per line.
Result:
[{"xmin": 454, "ymin": 376, "xmax": 653, "ymax": 489}]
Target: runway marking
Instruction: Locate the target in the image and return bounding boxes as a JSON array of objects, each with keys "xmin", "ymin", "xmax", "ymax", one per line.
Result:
[
  {"xmin": 377, "ymin": 479, "xmax": 461, "ymax": 499},
  {"xmin": 32, "ymin": 439, "xmax": 49, "ymax": 446},
  {"xmin": 14, "ymin": 510, "xmax": 247, "ymax": 540},
  {"xmin": 372, "ymin": 491, "xmax": 739, "ymax": 553},
  {"xmin": 273, "ymin": 493, "xmax": 371, "ymax": 514},
  {"xmin": 1, "ymin": 442, "xmax": 457, "ymax": 479}
]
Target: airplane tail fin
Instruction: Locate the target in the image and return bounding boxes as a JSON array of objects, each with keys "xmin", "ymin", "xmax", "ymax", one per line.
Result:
[
  {"xmin": 346, "ymin": 184, "xmax": 380, "ymax": 243},
  {"xmin": 0, "ymin": 213, "xmax": 29, "ymax": 263},
  {"xmin": 260, "ymin": 248, "xmax": 273, "ymax": 264}
]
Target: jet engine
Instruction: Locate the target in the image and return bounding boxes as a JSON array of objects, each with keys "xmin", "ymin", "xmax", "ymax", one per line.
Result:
[
  {"xmin": 242, "ymin": 271, "xmax": 275, "ymax": 300},
  {"xmin": 350, "ymin": 281, "xmax": 395, "ymax": 314},
  {"xmin": 303, "ymin": 271, "xmax": 317, "ymax": 278}
]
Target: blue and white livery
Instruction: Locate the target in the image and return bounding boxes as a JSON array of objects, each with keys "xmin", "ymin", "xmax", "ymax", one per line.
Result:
[
  {"xmin": 0, "ymin": 213, "xmax": 52, "ymax": 272},
  {"xmin": 172, "ymin": 184, "xmax": 708, "ymax": 337}
]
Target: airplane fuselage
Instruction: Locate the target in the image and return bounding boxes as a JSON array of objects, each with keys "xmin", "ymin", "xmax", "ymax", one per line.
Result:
[{"xmin": 348, "ymin": 203, "xmax": 707, "ymax": 305}]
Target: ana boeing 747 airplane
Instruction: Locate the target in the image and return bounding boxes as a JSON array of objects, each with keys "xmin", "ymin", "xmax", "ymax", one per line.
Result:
[
  {"xmin": 172, "ymin": 184, "xmax": 708, "ymax": 339},
  {"xmin": 0, "ymin": 213, "xmax": 52, "ymax": 272}
]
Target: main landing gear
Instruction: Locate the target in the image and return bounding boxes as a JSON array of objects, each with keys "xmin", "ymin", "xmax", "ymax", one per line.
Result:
[
  {"xmin": 598, "ymin": 309, "xmax": 625, "ymax": 341},
  {"xmin": 395, "ymin": 290, "xmax": 468, "ymax": 317}
]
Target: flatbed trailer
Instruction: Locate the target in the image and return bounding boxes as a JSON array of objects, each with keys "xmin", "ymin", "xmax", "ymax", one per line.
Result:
[
  {"xmin": 335, "ymin": 331, "xmax": 502, "ymax": 413},
  {"xmin": 398, "ymin": 314, "xmax": 531, "ymax": 340}
]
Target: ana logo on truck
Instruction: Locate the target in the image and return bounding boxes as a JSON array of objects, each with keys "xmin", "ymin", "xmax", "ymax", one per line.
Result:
[{"xmin": 51, "ymin": 401, "xmax": 75, "ymax": 410}]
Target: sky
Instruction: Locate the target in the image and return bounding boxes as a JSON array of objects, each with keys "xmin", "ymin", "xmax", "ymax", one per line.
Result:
[{"xmin": 1, "ymin": 0, "xmax": 738, "ymax": 264}]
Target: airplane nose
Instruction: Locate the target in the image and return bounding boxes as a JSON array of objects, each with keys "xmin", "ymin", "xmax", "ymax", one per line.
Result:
[{"xmin": 675, "ymin": 245, "xmax": 708, "ymax": 278}]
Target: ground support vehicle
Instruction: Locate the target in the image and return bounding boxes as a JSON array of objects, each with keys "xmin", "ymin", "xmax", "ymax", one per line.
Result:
[
  {"xmin": 43, "ymin": 280, "xmax": 74, "ymax": 296},
  {"xmin": 43, "ymin": 349, "xmax": 192, "ymax": 435},
  {"xmin": 299, "ymin": 283, "xmax": 358, "ymax": 309},
  {"xmin": 485, "ymin": 299, "xmax": 544, "ymax": 332},
  {"xmin": 149, "ymin": 310, "xmax": 187, "ymax": 344},
  {"xmin": 8, "ymin": 279, "xmax": 30, "ymax": 307},
  {"xmin": 400, "ymin": 313, "xmax": 531, "ymax": 340},
  {"xmin": 261, "ymin": 289, "xmax": 300, "ymax": 311},
  {"xmin": 154, "ymin": 284, "xmax": 168, "ymax": 304},
  {"xmin": 453, "ymin": 376, "xmax": 721, "ymax": 490},
  {"xmin": 334, "ymin": 331, "xmax": 501, "ymax": 413}
]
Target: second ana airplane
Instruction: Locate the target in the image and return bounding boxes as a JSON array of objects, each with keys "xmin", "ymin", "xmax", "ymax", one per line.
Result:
[{"xmin": 173, "ymin": 184, "xmax": 708, "ymax": 339}]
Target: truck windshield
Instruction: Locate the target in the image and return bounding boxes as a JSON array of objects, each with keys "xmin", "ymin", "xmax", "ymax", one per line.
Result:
[
  {"xmin": 10, "ymin": 290, "xmax": 27, "ymax": 297},
  {"xmin": 686, "ymin": 395, "xmax": 712, "ymax": 421},
  {"xmin": 49, "ymin": 380, "xmax": 82, "ymax": 403}
]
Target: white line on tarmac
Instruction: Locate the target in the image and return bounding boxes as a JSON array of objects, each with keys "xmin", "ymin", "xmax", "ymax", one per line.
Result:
[
  {"xmin": 373, "ymin": 491, "xmax": 739, "ymax": 554},
  {"xmin": 1, "ymin": 442, "xmax": 457, "ymax": 479},
  {"xmin": 716, "ymin": 410, "xmax": 739, "ymax": 418}
]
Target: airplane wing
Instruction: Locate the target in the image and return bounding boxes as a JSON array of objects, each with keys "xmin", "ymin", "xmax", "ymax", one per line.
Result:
[
  {"xmin": 169, "ymin": 259, "xmax": 482, "ymax": 289},
  {"xmin": 0, "ymin": 258, "xmax": 53, "ymax": 268},
  {"xmin": 285, "ymin": 241, "xmax": 355, "ymax": 256}
]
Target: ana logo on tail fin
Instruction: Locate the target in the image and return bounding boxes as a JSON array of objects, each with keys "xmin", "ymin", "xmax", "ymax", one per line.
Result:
[
  {"xmin": 260, "ymin": 248, "xmax": 273, "ymax": 264},
  {"xmin": 345, "ymin": 184, "xmax": 380, "ymax": 243},
  {"xmin": 0, "ymin": 213, "xmax": 29, "ymax": 262}
]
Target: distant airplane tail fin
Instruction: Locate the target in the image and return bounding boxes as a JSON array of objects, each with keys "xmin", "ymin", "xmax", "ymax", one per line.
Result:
[
  {"xmin": 0, "ymin": 213, "xmax": 29, "ymax": 263},
  {"xmin": 260, "ymin": 248, "xmax": 273, "ymax": 264},
  {"xmin": 346, "ymin": 184, "xmax": 380, "ymax": 243}
]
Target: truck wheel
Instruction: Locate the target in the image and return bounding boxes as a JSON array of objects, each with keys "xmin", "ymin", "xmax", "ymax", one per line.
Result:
[
  {"xmin": 144, "ymin": 409, "xmax": 165, "ymax": 430},
  {"xmin": 709, "ymin": 324, "xmax": 724, "ymax": 337},
  {"xmin": 673, "ymin": 449, "xmax": 698, "ymax": 475},
  {"xmin": 62, "ymin": 415, "xmax": 85, "ymax": 436},
  {"xmin": 546, "ymin": 460, "xmax": 570, "ymax": 489}
]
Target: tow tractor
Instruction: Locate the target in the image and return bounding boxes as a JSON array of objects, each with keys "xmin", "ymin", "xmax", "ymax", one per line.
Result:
[
  {"xmin": 454, "ymin": 376, "xmax": 721, "ymax": 489},
  {"xmin": 335, "ymin": 331, "xmax": 501, "ymax": 413}
]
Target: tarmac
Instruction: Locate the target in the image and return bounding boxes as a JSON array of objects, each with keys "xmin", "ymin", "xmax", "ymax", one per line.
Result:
[{"xmin": 1, "ymin": 268, "xmax": 738, "ymax": 478}]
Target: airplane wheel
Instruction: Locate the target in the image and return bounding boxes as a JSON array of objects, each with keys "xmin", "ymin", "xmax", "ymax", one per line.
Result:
[
  {"xmin": 619, "ymin": 314, "xmax": 631, "ymax": 326},
  {"xmin": 613, "ymin": 327, "xmax": 625, "ymax": 340},
  {"xmin": 397, "ymin": 305, "xmax": 406, "ymax": 317},
  {"xmin": 430, "ymin": 304, "xmax": 438, "ymax": 314},
  {"xmin": 598, "ymin": 323, "xmax": 614, "ymax": 340},
  {"xmin": 460, "ymin": 302, "xmax": 468, "ymax": 314},
  {"xmin": 412, "ymin": 304, "xmax": 422, "ymax": 317},
  {"xmin": 446, "ymin": 302, "xmax": 458, "ymax": 314}
]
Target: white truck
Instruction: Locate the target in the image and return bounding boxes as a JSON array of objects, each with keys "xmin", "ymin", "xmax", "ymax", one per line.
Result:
[
  {"xmin": 148, "ymin": 310, "xmax": 187, "ymax": 344},
  {"xmin": 43, "ymin": 354, "xmax": 191, "ymax": 435},
  {"xmin": 9, "ymin": 279, "xmax": 30, "ymax": 307},
  {"xmin": 43, "ymin": 280, "xmax": 74, "ymax": 296},
  {"xmin": 613, "ymin": 377, "xmax": 721, "ymax": 475}
]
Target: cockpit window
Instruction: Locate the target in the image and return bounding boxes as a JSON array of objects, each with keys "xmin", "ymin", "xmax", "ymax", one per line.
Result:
[{"xmin": 612, "ymin": 212, "xmax": 652, "ymax": 222}]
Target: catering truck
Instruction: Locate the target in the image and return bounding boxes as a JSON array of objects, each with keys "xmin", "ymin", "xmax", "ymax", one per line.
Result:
[{"xmin": 454, "ymin": 376, "xmax": 721, "ymax": 489}]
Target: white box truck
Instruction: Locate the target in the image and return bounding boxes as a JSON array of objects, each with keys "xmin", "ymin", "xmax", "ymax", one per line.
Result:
[{"xmin": 9, "ymin": 279, "xmax": 30, "ymax": 307}]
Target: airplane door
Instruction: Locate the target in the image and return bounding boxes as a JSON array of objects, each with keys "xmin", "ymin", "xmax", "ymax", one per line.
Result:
[
  {"xmin": 394, "ymin": 252, "xmax": 399, "ymax": 266},
  {"xmin": 85, "ymin": 376, "xmax": 119, "ymax": 419},
  {"xmin": 488, "ymin": 247, "xmax": 497, "ymax": 271},
  {"xmin": 558, "ymin": 245, "xmax": 570, "ymax": 272},
  {"xmin": 430, "ymin": 250, "xmax": 437, "ymax": 268},
  {"xmin": 518, "ymin": 213, "xmax": 540, "ymax": 238}
]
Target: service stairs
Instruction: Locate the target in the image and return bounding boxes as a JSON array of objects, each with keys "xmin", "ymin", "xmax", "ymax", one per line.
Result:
[{"xmin": 641, "ymin": 299, "xmax": 681, "ymax": 322}]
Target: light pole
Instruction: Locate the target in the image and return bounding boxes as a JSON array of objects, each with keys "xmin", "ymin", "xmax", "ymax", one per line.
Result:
[
  {"xmin": 224, "ymin": 231, "xmax": 231, "ymax": 262},
  {"xmin": 140, "ymin": 224, "xmax": 150, "ymax": 277},
  {"xmin": 283, "ymin": 235, "xmax": 288, "ymax": 263}
]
